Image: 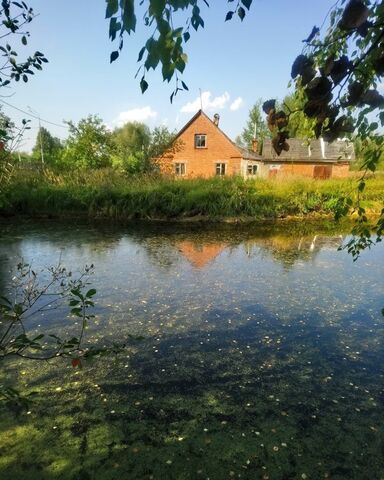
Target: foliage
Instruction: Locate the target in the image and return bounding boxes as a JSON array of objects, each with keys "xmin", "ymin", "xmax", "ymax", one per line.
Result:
[
  {"xmin": 62, "ymin": 115, "xmax": 113, "ymax": 169},
  {"xmin": 353, "ymin": 135, "xmax": 384, "ymax": 170},
  {"xmin": 0, "ymin": 0, "xmax": 48, "ymax": 89},
  {"xmin": 105, "ymin": 0, "xmax": 253, "ymax": 99},
  {"xmin": 236, "ymin": 99, "xmax": 270, "ymax": 151},
  {"xmin": 1, "ymin": 167, "xmax": 383, "ymax": 221},
  {"xmin": 0, "ymin": 108, "xmax": 30, "ymax": 207},
  {"xmin": 0, "ymin": 262, "xmax": 95, "ymax": 363},
  {"xmin": 112, "ymin": 121, "xmax": 151, "ymax": 173},
  {"xmin": 259, "ymin": 1, "xmax": 384, "ymax": 258},
  {"xmin": 147, "ymin": 125, "xmax": 177, "ymax": 168},
  {"xmin": 282, "ymin": 91, "xmax": 317, "ymax": 139},
  {"xmin": 0, "ymin": 261, "xmax": 135, "ymax": 404},
  {"xmin": 111, "ymin": 123, "xmax": 177, "ymax": 173},
  {"xmin": 31, "ymin": 127, "xmax": 63, "ymax": 166},
  {"xmin": 0, "ymin": 1, "xmax": 45, "ymax": 205}
]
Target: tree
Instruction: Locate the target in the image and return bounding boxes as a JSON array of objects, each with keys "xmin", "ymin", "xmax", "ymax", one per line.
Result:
[
  {"xmin": 236, "ymin": 99, "xmax": 270, "ymax": 151},
  {"xmin": 31, "ymin": 127, "xmax": 63, "ymax": 166},
  {"xmin": 281, "ymin": 91, "xmax": 317, "ymax": 139},
  {"xmin": 148, "ymin": 125, "xmax": 177, "ymax": 167},
  {"xmin": 111, "ymin": 123, "xmax": 177, "ymax": 173},
  {"xmin": 62, "ymin": 115, "xmax": 113, "ymax": 169},
  {"xmin": 112, "ymin": 121, "xmax": 151, "ymax": 173}
]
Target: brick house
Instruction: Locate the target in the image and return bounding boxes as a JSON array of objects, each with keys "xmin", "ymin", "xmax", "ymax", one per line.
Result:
[
  {"xmin": 156, "ymin": 109, "xmax": 260, "ymax": 178},
  {"xmin": 156, "ymin": 110, "xmax": 353, "ymax": 179},
  {"xmin": 260, "ymin": 138, "xmax": 354, "ymax": 179}
]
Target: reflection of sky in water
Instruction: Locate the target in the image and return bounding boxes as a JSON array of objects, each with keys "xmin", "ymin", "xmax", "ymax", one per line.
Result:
[{"xmin": 1, "ymin": 221, "xmax": 383, "ymax": 479}]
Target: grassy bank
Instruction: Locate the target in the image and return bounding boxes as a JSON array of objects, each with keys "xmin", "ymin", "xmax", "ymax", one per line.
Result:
[{"xmin": 1, "ymin": 168, "xmax": 383, "ymax": 221}]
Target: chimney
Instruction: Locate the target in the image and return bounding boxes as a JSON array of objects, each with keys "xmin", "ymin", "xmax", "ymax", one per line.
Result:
[
  {"xmin": 252, "ymin": 139, "xmax": 259, "ymax": 153},
  {"xmin": 213, "ymin": 113, "xmax": 220, "ymax": 126},
  {"xmin": 251, "ymin": 121, "xmax": 259, "ymax": 153}
]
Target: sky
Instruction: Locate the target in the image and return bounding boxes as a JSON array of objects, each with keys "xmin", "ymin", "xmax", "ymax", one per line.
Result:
[{"xmin": 1, "ymin": 0, "xmax": 340, "ymax": 151}]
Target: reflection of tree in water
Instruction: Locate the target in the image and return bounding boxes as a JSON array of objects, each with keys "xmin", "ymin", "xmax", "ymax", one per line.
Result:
[
  {"xmin": 140, "ymin": 236, "xmax": 182, "ymax": 269},
  {"xmin": 244, "ymin": 234, "xmax": 345, "ymax": 269}
]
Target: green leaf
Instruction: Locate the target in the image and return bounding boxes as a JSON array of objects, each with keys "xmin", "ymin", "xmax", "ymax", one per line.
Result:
[
  {"xmin": 238, "ymin": 6, "xmax": 245, "ymax": 21},
  {"xmin": 137, "ymin": 46, "xmax": 146, "ymax": 62},
  {"xmin": 105, "ymin": 0, "xmax": 118, "ymax": 18},
  {"xmin": 241, "ymin": 0, "xmax": 252, "ymax": 10},
  {"xmin": 109, "ymin": 17, "xmax": 121, "ymax": 41},
  {"xmin": 225, "ymin": 11, "xmax": 234, "ymax": 21},
  {"xmin": 121, "ymin": 0, "xmax": 136, "ymax": 34},
  {"xmin": 110, "ymin": 50, "xmax": 119, "ymax": 63},
  {"xmin": 86, "ymin": 288, "xmax": 97, "ymax": 298},
  {"xmin": 140, "ymin": 76, "xmax": 148, "ymax": 93},
  {"xmin": 21, "ymin": 35, "xmax": 27, "ymax": 45}
]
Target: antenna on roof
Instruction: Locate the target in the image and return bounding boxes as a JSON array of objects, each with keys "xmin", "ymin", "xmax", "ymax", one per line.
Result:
[{"xmin": 199, "ymin": 88, "xmax": 203, "ymax": 111}]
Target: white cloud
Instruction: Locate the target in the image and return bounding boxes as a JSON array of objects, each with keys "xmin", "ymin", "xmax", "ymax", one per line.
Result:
[
  {"xmin": 114, "ymin": 106, "xmax": 157, "ymax": 126},
  {"xmin": 230, "ymin": 97, "xmax": 244, "ymax": 111},
  {"xmin": 378, "ymin": 81, "xmax": 384, "ymax": 92},
  {"xmin": 180, "ymin": 91, "xmax": 230, "ymax": 113}
]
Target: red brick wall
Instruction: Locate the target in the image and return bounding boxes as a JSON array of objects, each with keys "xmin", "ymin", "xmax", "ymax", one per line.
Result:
[
  {"xmin": 261, "ymin": 162, "xmax": 350, "ymax": 178},
  {"xmin": 159, "ymin": 113, "xmax": 242, "ymax": 178},
  {"xmin": 277, "ymin": 164, "xmax": 315, "ymax": 177},
  {"xmin": 332, "ymin": 164, "xmax": 350, "ymax": 178}
]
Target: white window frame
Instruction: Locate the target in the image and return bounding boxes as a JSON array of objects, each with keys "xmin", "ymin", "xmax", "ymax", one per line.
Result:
[
  {"xmin": 215, "ymin": 163, "xmax": 226, "ymax": 176},
  {"xmin": 195, "ymin": 134, "xmax": 207, "ymax": 148},
  {"xmin": 175, "ymin": 162, "xmax": 186, "ymax": 176}
]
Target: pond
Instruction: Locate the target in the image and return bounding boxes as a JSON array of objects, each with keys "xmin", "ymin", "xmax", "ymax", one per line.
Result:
[{"xmin": 0, "ymin": 220, "xmax": 383, "ymax": 480}]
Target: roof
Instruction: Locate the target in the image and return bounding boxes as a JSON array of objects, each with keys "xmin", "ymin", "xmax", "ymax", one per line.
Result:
[
  {"xmin": 261, "ymin": 138, "xmax": 355, "ymax": 163},
  {"xmin": 173, "ymin": 109, "xmax": 263, "ymax": 160}
]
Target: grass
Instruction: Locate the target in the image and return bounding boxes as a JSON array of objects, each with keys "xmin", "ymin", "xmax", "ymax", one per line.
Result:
[{"xmin": 1, "ymin": 168, "xmax": 383, "ymax": 221}]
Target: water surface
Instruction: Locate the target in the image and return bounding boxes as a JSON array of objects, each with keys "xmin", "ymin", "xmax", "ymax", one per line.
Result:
[{"xmin": 0, "ymin": 220, "xmax": 383, "ymax": 480}]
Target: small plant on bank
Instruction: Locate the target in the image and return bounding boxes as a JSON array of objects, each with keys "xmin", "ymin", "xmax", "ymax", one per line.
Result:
[{"xmin": 0, "ymin": 262, "xmax": 128, "ymax": 404}]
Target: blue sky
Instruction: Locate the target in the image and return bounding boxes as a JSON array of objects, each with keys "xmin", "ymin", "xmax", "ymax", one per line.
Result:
[{"xmin": 2, "ymin": 0, "xmax": 338, "ymax": 151}]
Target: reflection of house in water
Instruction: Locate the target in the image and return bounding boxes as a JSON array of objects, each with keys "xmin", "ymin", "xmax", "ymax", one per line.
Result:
[{"xmin": 177, "ymin": 241, "xmax": 226, "ymax": 268}]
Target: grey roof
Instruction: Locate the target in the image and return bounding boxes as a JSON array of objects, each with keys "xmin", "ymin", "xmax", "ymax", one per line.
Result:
[
  {"xmin": 235, "ymin": 145, "xmax": 262, "ymax": 160},
  {"xmin": 261, "ymin": 138, "xmax": 355, "ymax": 163}
]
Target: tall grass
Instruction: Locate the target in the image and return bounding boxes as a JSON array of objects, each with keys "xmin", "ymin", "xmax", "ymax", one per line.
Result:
[{"xmin": 1, "ymin": 168, "xmax": 383, "ymax": 221}]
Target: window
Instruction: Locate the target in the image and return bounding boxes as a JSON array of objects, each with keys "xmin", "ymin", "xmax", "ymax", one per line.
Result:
[
  {"xmin": 215, "ymin": 163, "xmax": 226, "ymax": 176},
  {"xmin": 195, "ymin": 134, "xmax": 207, "ymax": 148},
  {"xmin": 175, "ymin": 163, "xmax": 186, "ymax": 176},
  {"xmin": 247, "ymin": 164, "xmax": 258, "ymax": 176}
]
